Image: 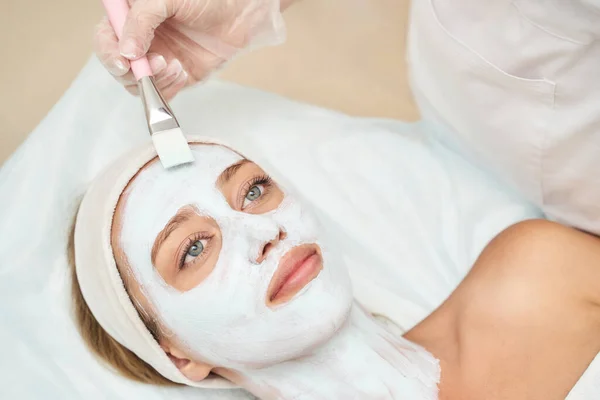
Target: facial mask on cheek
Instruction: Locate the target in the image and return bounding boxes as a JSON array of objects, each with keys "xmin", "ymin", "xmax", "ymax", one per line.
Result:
[{"xmin": 120, "ymin": 145, "xmax": 353, "ymax": 371}]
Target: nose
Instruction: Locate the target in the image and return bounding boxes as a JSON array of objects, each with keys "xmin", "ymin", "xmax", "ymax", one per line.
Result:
[{"xmin": 254, "ymin": 230, "xmax": 287, "ymax": 264}]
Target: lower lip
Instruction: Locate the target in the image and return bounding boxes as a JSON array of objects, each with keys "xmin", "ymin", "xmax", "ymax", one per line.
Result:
[{"xmin": 270, "ymin": 253, "xmax": 322, "ymax": 304}]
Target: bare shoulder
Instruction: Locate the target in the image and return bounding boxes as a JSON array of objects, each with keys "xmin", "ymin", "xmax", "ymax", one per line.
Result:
[
  {"xmin": 453, "ymin": 219, "xmax": 600, "ymax": 400},
  {"xmin": 469, "ymin": 219, "xmax": 600, "ymax": 310}
]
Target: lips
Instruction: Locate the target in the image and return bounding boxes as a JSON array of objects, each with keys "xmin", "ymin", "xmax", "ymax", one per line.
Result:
[{"xmin": 267, "ymin": 244, "xmax": 323, "ymax": 306}]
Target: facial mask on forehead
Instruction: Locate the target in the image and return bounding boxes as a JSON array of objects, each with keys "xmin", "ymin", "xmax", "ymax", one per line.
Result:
[{"xmin": 119, "ymin": 144, "xmax": 353, "ymax": 370}]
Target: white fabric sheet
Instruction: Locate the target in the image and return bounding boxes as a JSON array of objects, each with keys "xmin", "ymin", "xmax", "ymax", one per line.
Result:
[{"xmin": 0, "ymin": 56, "xmax": 595, "ymax": 399}]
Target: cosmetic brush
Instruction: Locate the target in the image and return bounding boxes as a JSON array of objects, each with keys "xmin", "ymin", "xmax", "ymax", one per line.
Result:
[{"xmin": 102, "ymin": 0, "xmax": 194, "ymax": 169}]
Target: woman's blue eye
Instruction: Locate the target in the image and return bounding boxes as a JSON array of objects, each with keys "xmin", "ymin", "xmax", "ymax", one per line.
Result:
[
  {"xmin": 187, "ymin": 241, "xmax": 204, "ymax": 257},
  {"xmin": 180, "ymin": 238, "xmax": 209, "ymax": 269},
  {"xmin": 241, "ymin": 176, "xmax": 272, "ymax": 209},
  {"xmin": 245, "ymin": 185, "xmax": 262, "ymax": 202},
  {"xmin": 243, "ymin": 184, "xmax": 265, "ymax": 208}
]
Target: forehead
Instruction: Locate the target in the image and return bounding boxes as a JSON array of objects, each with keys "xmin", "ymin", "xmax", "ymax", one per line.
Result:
[
  {"xmin": 130, "ymin": 143, "xmax": 243, "ymax": 188},
  {"xmin": 112, "ymin": 143, "xmax": 244, "ymax": 233},
  {"xmin": 123, "ymin": 143, "xmax": 242, "ymax": 203}
]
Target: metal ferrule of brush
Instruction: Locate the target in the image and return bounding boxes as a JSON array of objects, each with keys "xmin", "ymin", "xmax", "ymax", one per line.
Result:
[{"xmin": 137, "ymin": 76, "xmax": 180, "ymax": 134}]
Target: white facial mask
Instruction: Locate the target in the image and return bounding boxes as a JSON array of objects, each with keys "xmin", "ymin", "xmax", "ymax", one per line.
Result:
[{"xmin": 119, "ymin": 144, "xmax": 353, "ymax": 370}]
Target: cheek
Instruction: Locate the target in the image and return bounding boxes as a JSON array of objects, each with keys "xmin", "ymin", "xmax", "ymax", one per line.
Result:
[
  {"xmin": 277, "ymin": 205, "xmax": 320, "ymax": 241},
  {"xmin": 269, "ymin": 188, "xmax": 285, "ymax": 209}
]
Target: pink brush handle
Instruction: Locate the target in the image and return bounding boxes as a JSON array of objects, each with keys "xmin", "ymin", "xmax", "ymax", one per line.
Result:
[{"xmin": 102, "ymin": 0, "xmax": 153, "ymax": 80}]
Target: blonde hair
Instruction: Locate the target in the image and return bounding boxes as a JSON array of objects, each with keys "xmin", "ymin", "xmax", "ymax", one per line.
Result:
[{"xmin": 68, "ymin": 212, "xmax": 179, "ymax": 386}]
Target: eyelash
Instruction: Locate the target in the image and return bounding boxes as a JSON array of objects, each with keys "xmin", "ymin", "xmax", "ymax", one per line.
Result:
[
  {"xmin": 240, "ymin": 175, "xmax": 274, "ymax": 209},
  {"xmin": 178, "ymin": 232, "xmax": 212, "ymax": 270}
]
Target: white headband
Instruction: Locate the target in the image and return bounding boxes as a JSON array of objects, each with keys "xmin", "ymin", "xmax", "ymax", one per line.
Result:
[{"xmin": 74, "ymin": 136, "xmax": 235, "ymax": 389}]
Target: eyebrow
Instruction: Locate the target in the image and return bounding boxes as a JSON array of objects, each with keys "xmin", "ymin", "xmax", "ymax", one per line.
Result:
[
  {"xmin": 216, "ymin": 159, "xmax": 250, "ymax": 187},
  {"xmin": 151, "ymin": 208, "xmax": 197, "ymax": 265}
]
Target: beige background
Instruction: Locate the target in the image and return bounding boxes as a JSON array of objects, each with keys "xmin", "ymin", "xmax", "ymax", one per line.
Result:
[{"xmin": 0, "ymin": 0, "xmax": 417, "ymax": 164}]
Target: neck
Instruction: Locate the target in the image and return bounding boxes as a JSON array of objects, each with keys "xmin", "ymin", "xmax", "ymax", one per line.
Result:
[{"xmin": 218, "ymin": 303, "xmax": 440, "ymax": 400}]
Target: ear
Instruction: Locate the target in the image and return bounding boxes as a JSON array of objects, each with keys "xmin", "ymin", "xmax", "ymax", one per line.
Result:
[{"xmin": 160, "ymin": 342, "xmax": 214, "ymax": 382}]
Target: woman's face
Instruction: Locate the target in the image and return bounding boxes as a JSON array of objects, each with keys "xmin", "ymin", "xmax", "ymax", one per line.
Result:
[{"xmin": 111, "ymin": 144, "xmax": 353, "ymax": 376}]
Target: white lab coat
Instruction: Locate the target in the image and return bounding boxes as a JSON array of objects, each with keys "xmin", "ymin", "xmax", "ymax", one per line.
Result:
[{"xmin": 408, "ymin": 0, "xmax": 600, "ymax": 234}]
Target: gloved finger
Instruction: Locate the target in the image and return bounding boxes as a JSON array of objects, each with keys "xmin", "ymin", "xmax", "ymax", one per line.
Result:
[
  {"xmin": 186, "ymin": 48, "xmax": 225, "ymax": 82},
  {"xmin": 145, "ymin": 52, "xmax": 174, "ymax": 84},
  {"xmin": 160, "ymin": 68, "xmax": 189, "ymax": 100},
  {"xmin": 124, "ymin": 59, "xmax": 186, "ymax": 99},
  {"xmin": 123, "ymin": 73, "xmax": 187, "ymax": 100},
  {"xmin": 125, "ymin": 84, "xmax": 139, "ymax": 96},
  {"xmin": 115, "ymin": 53, "xmax": 168, "ymax": 86},
  {"xmin": 115, "ymin": 70, "xmax": 136, "ymax": 87},
  {"xmin": 94, "ymin": 16, "xmax": 130, "ymax": 76},
  {"xmin": 120, "ymin": 0, "xmax": 175, "ymax": 59},
  {"xmin": 154, "ymin": 59, "xmax": 185, "ymax": 89}
]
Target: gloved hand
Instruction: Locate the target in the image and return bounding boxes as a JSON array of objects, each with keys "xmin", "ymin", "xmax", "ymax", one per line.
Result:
[{"xmin": 95, "ymin": 0, "xmax": 291, "ymax": 100}]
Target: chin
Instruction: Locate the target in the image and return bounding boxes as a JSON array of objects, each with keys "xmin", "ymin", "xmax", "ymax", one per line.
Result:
[
  {"xmin": 262, "ymin": 255, "xmax": 354, "ymax": 365},
  {"xmin": 206, "ymin": 248, "xmax": 354, "ymax": 370},
  {"xmin": 252, "ymin": 301, "xmax": 353, "ymax": 368}
]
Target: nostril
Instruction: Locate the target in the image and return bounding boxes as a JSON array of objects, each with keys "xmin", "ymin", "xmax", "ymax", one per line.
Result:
[
  {"xmin": 255, "ymin": 230, "xmax": 286, "ymax": 264},
  {"xmin": 255, "ymin": 241, "xmax": 273, "ymax": 264},
  {"xmin": 262, "ymin": 242, "xmax": 273, "ymax": 258}
]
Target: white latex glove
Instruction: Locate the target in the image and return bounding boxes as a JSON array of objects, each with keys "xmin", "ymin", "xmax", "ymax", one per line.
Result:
[{"xmin": 94, "ymin": 0, "xmax": 291, "ymax": 100}]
